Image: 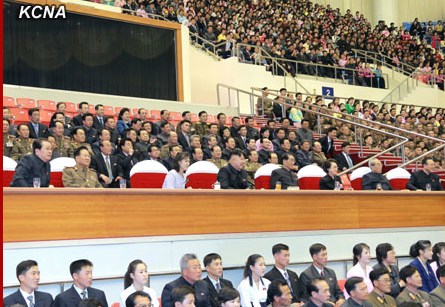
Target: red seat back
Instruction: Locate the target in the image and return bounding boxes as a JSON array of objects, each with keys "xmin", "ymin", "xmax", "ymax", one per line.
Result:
[
  {"xmin": 351, "ymin": 178, "xmax": 363, "ymax": 190},
  {"xmin": 298, "ymin": 177, "xmax": 321, "ymax": 190},
  {"xmin": 3, "ymin": 171, "xmax": 15, "ymax": 187},
  {"xmin": 255, "ymin": 175, "xmax": 272, "ymax": 189},
  {"xmin": 50, "ymin": 172, "xmax": 64, "ymax": 187},
  {"xmin": 10, "ymin": 108, "xmax": 29, "ymax": 124},
  {"xmin": 186, "ymin": 173, "xmax": 218, "ymax": 189},
  {"xmin": 130, "ymin": 173, "xmax": 167, "ymax": 188},
  {"xmin": 37, "ymin": 100, "xmax": 56, "ymax": 111},
  {"xmin": 16, "ymin": 98, "xmax": 36, "ymax": 109},
  {"xmin": 3, "ymin": 96, "xmax": 16, "ymax": 107},
  {"xmin": 389, "ymin": 178, "xmax": 409, "ymax": 190}
]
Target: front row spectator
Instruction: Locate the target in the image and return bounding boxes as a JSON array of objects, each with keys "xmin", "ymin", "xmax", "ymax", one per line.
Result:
[
  {"xmin": 319, "ymin": 159, "xmax": 342, "ymax": 190},
  {"xmin": 54, "ymin": 259, "xmax": 108, "ymax": 307},
  {"xmin": 303, "ymin": 278, "xmax": 332, "ymax": 307},
  {"xmin": 218, "ymin": 288, "xmax": 240, "ymax": 307},
  {"xmin": 121, "ymin": 260, "xmax": 159, "ymax": 307},
  {"xmin": 430, "ymin": 265, "xmax": 445, "ymax": 306},
  {"xmin": 362, "ymin": 158, "xmax": 392, "ymax": 190},
  {"xmin": 217, "ymin": 149, "xmax": 249, "ymax": 189},
  {"xmin": 126, "ymin": 291, "xmax": 151, "ymax": 307},
  {"xmin": 406, "ymin": 157, "xmax": 443, "ymax": 191},
  {"xmin": 11, "ymin": 139, "xmax": 53, "ymax": 188},
  {"xmin": 367, "ymin": 268, "xmax": 397, "ymax": 306},
  {"xmin": 342, "ymin": 277, "xmax": 371, "ymax": 307},
  {"xmin": 270, "ymin": 154, "xmax": 299, "ymax": 190},
  {"xmin": 162, "ymin": 152, "xmax": 190, "ymax": 189},
  {"xmin": 62, "ymin": 146, "xmax": 103, "ymax": 188},
  {"xmin": 3, "ymin": 260, "xmax": 53, "ymax": 307},
  {"xmin": 396, "ymin": 265, "xmax": 432, "ymax": 306}
]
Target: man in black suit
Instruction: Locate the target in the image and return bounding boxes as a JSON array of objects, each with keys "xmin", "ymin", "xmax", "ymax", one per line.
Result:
[
  {"xmin": 93, "ymin": 104, "xmax": 106, "ymax": 131},
  {"xmin": 27, "ymin": 108, "xmax": 50, "ymax": 139},
  {"xmin": 217, "ymin": 149, "xmax": 249, "ymax": 189},
  {"xmin": 54, "ymin": 259, "xmax": 108, "ymax": 307},
  {"xmin": 267, "ymin": 281, "xmax": 295, "ymax": 307},
  {"xmin": 303, "ymin": 278, "xmax": 333, "ymax": 307},
  {"xmin": 202, "ymin": 253, "xmax": 234, "ymax": 307},
  {"xmin": 264, "ymin": 243, "xmax": 304, "ymax": 304},
  {"xmin": 270, "ymin": 154, "xmax": 299, "ymax": 190},
  {"xmin": 3, "ymin": 260, "xmax": 53, "ymax": 307},
  {"xmin": 318, "ymin": 127, "xmax": 337, "ymax": 158},
  {"xmin": 178, "ymin": 120, "xmax": 192, "ymax": 152},
  {"xmin": 235, "ymin": 126, "xmax": 248, "ymax": 151},
  {"xmin": 161, "ymin": 253, "xmax": 210, "ymax": 307},
  {"xmin": 334, "ymin": 142, "xmax": 354, "ymax": 172},
  {"xmin": 113, "ymin": 138, "xmax": 139, "ymax": 186},
  {"xmin": 72, "ymin": 102, "xmax": 90, "ymax": 127},
  {"xmin": 90, "ymin": 140, "xmax": 124, "ymax": 188},
  {"xmin": 362, "ymin": 158, "xmax": 392, "ymax": 190},
  {"xmin": 299, "ymin": 243, "xmax": 345, "ymax": 306},
  {"xmin": 406, "ymin": 157, "xmax": 443, "ymax": 191},
  {"xmin": 245, "ymin": 116, "xmax": 259, "ymax": 140}
]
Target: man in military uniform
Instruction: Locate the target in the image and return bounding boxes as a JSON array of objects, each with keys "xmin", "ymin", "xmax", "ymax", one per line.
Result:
[
  {"xmin": 3, "ymin": 118, "xmax": 15, "ymax": 158},
  {"xmin": 62, "ymin": 146, "xmax": 102, "ymax": 188},
  {"xmin": 192, "ymin": 111, "xmax": 209, "ymax": 138},
  {"xmin": 244, "ymin": 150, "xmax": 262, "ymax": 187},
  {"xmin": 11, "ymin": 124, "xmax": 34, "ymax": 161},
  {"xmin": 71, "ymin": 127, "xmax": 94, "ymax": 157},
  {"xmin": 366, "ymin": 268, "xmax": 396, "ymax": 307},
  {"xmin": 160, "ymin": 131, "xmax": 179, "ymax": 160},
  {"xmin": 207, "ymin": 145, "xmax": 228, "ymax": 169},
  {"xmin": 396, "ymin": 265, "xmax": 432, "ymax": 306},
  {"xmin": 51, "ymin": 121, "xmax": 73, "ymax": 158}
]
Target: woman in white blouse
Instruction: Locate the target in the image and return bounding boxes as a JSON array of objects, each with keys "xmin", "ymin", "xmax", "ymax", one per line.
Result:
[
  {"xmin": 344, "ymin": 243, "xmax": 374, "ymax": 299},
  {"xmin": 162, "ymin": 152, "xmax": 190, "ymax": 189},
  {"xmin": 120, "ymin": 259, "xmax": 159, "ymax": 307},
  {"xmin": 237, "ymin": 254, "xmax": 271, "ymax": 307}
]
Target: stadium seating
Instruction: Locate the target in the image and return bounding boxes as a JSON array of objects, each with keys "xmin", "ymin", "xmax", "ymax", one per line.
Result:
[
  {"xmin": 350, "ymin": 167, "xmax": 372, "ymax": 190},
  {"xmin": 37, "ymin": 100, "xmax": 57, "ymax": 111},
  {"xmin": 50, "ymin": 157, "xmax": 76, "ymax": 187},
  {"xmin": 297, "ymin": 164, "xmax": 326, "ymax": 190},
  {"xmin": 130, "ymin": 160, "xmax": 168, "ymax": 188},
  {"xmin": 16, "ymin": 98, "xmax": 36, "ymax": 109},
  {"xmin": 185, "ymin": 161, "xmax": 219, "ymax": 189},
  {"xmin": 386, "ymin": 167, "xmax": 411, "ymax": 190},
  {"xmin": 3, "ymin": 96, "xmax": 16, "ymax": 107},
  {"xmin": 254, "ymin": 163, "xmax": 281, "ymax": 189}
]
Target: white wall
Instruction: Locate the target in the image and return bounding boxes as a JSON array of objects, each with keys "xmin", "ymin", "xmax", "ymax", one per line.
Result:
[{"xmin": 4, "ymin": 227, "xmax": 445, "ymax": 304}]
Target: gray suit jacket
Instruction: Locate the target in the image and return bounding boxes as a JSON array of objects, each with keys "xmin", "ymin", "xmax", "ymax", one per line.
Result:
[{"xmin": 430, "ymin": 285, "xmax": 445, "ymax": 307}]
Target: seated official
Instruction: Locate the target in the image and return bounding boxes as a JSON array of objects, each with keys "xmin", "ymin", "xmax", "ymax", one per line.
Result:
[
  {"xmin": 270, "ymin": 154, "xmax": 299, "ymax": 190},
  {"xmin": 3, "ymin": 260, "xmax": 53, "ymax": 307},
  {"xmin": 125, "ymin": 291, "xmax": 152, "ymax": 307},
  {"xmin": 362, "ymin": 158, "xmax": 392, "ymax": 190},
  {"xmin": 267, "ymin": 281, "xmax": 296, "ymax": 307},
  {"xmin": 366, "ymin": 268, "xmax": 397, "ymax": 306},
  {"xmin": 396, "ymin": 265, "xmax": 432, "ymax": 306},
  {"xmin": 90, "ymin": 140, "xmax": 124, "ymax": 188},
  {"xmin": 202, "ymin": 253, "xmax": 234, "ymax": 307},
  {"xmin": 217, "ymin": 149, "xmax": 249, "ymax": 189},
  {"xmin": 10, "ymin": 139, "xmax": 53, "ymax": 187},
  {"xmin": 162, "ymin": 152, "xmax": 190, "ymax": 189},
  {"xmin": 319, "ymin": 159, "xmax": 343, "ymax": 190},
  {"xmin": 334, "ymin": 141, "xmax": 354, "ymax": 172},
  {"xmin": 62, "ymin": 146, "xmax": 103, "ymax": 188},
  {"xmin": 302, "ymin": 278, "xmax": 332, "ymax": 307},
  {"xmin": 342, "ymin": 277, "xmax": 372, "ymax": 307},
  {"xmin": 430, "ymin": 265, "xmax": 445, "ymax": 306},
  {"xmin": 406, "ymin": 157, "xmax": 443, "ymax": 191}
]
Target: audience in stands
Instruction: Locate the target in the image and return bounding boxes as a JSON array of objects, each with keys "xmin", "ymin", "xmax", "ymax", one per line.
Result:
[
  {"xmin": 373, "ymin": 243, "xmax": 403, "ymax": 298},
  {"xmin": 237, "ymin": 254, "xmax": 270, "ymax": 307},
  {"xmin": 202, "ymin": 253, "xmax": 234, "ymax": 307},
  {"xmin": 342, "ymin": 277, "xmax": 371, "ymax": 307},
  {"xmin": 217, "ymin": 288, "xmax": 240, "ymax": 307},
  {"xmin": 431, "ymin": 242, "xmax": 445, "ymax": 281},
  {"xmin": 396, "ymin": 265, "xmax": 432, "ymax": 306},
  {"xmin": 125, "ymin": 291, "xmax": 151, "ymax": 307},
  {"xmin": 62, "ymin": 146, "xmax": 103, "ymax": 188},
  {"xmin": 345, "ymin": 243, "xmax": 373, "ymax": 299},
  {"xmin": 367, "ymin": 268, "xmax": 397, "ymax": 306},
  {"xmin": 162, "ymin": 152, "xmax": 190, "ymax": 189},
  {"xmin": 409, "ymin": 240, "xmax": 438, "ymax": 293},
  {"xmin": 430, "ymin": 264, "xmax": 445, "ymax": 306}
]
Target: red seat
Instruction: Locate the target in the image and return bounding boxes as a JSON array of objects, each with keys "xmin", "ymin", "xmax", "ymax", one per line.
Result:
[
  {"xmin": 103, "ymin": 105, "xmax": 115, "ymax": 117},
  {"xmin": 16, "ymin": 98, "xmax": 36, "ymax": 109},
  {"xmin": 386, "ymin": 168, "xmax": 411, "ymax": 190},
  {"xmin": 297, "ymin": 165, "xmax": 326, "ymax": 190},
  {"xmin": 111, "ymin": 302, "xmax": 120, "ymax": 307},
  {"xmin": 9, "ymin": 108, "xmax": 29, "ymax": 124},
  {"xmin": 337, "ymin": 279, "xmax": 346, "ymax": 292},
  {"xmin": 3, "ymin": 156, "xmax": 17, "ymax": 187},
  {"xmin": 40, "ymin": 110, "xmax": 53, "ymax": 126},
  {"xmin": 149, "ymin": 110, "xmax": 161, "ymax": 120},
  {"xmin": 190, "ymin": 113, "xmax": 198, "ymax": 122},
  {"xmin": 3, "ymin": 96, "xmax": 16, "ymax": 107},
  {"xmin": 207, "ymin": 114, "xmax": 216, "ymax": 123},
  {"xmin": 254, "ymin": 163, "xmax": 281, "ymax": 189},
  {"xmin": 61, "ymin": 102, "xmax": 77, "ymax": 113},
  {"xmin": 170, "ymin": 111, "xmax": 183, "ymax": 122},
  {"xmin": 185, "ymin": 161, "xmax": 219, "ymax": 189},
  {"xmin": 50, "ymin": 157, "xmax": 76, "ymax": 187},
  {"xmin": 88, "ymin": 104, "xmax": 95, "ymax": 114},
  {"xmin": 350, "ymin": 167, "xmax": 372, "ymax": 190},
  {"xmin": 340, "ymin": 174, "xmax": 352, "ymax": 190},
  {"xmin": 37, "ymin": 100, "xmax": 56, "ymax": 111},
  {"xmin": 130, "ymin": 160, "xmax": 168, "ymax": 188}
]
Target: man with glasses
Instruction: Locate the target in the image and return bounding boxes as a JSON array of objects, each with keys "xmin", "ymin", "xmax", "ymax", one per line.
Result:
[{"xmin": 62, "ymin": 146, "xmax": 102, "ymax": 188}]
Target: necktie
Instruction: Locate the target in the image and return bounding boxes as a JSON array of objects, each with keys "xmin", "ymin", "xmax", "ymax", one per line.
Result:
[
  {"xmin": 99, "ymin": 117, "xmax": 103, "ymax": 126},
  {"xmin": 215, "ymin": 281, "xmax": 221, "ymax": 293},
  {"xmin": 283, "ymin": 271, "xmax": 294, "ymax": 295},
  {"xmin": 346, "ymin": 154, "xmax": 353, "ymax": 168},
  {"xmin": 33, "ymin": 124, "xmax": 39, "ymax": 137},
  {"xmin": 27, "ymin": 296, "xmax": 35, "ymax": 307},
  {"xmin": 105, "ymin": 156, "xmax": 113, "ymax": 181},
  {"xmin": 81, "ymin": 290, "xmax": 87, "ymax": 300},
  {"xmin": 320, "ymin": 269, "xmax": 324, "ymax": 277}
]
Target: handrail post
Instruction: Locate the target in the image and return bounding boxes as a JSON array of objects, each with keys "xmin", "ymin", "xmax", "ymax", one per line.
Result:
[
  {"xmin": 401, "ymin": 143, "xmax": 405, "ymax": 164},
  {"xmin": 217, "ymin": 84, "xmax": 221, "ymax": 106}
]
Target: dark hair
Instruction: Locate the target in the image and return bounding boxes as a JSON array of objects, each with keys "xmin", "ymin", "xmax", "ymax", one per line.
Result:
[
  {"xmin": 267, "ymin": 281, "xmax": 287, "ymax": 303},
  {"xmin": 237, "ymin": 125, "xmax": 247, "ymax": 132},
  {"xmin": 160, "ymin": 110, "xmax": 168, "ymax": 116},
  {"xmin": 179, "ymin": 119, "xmax": 192, "ymax": 128},
  {"xmin": 32, "ymin": 139, "xmax": 50, "ymax": 155},
  {"xmin": 341, "ymin": 141, "xmax": 350, "ymax": 148},
  {"xmin": 352, "ymin": 243, "xmax": 370, "ymax": 266},
  {"xmin": 344, "ymin": 276, "xmax": 364, "ymax": 295},
  {"xmin": 99, "ymin": 128, "xmax": 111, "ymax": 137},
  {"xmin": 131, "ymin": 118, "xmax": 142, "ymax": 126},
  {"xmin": 432, "ymin": 242, "xmax": 445, "ymax": 268},
  {"xmin": 421, "ymin": 157, "xmax": 434, "ymax": 166},
  {"xmin": 49, "ymin": 112, "xmax": 65, "ymax": 127},
  {"xmin": 71, "ymin": 127, "xmax": 84, "ymax": 138},
  {"xmin": 28, "ymin": 107, "xmax": 39, "ymax": 117},
  {"xmin": 16, "ymin": 123, "xmax": 28, "ymax": 132},
  {"xmin": 198, "ymin": 111, "xmax": 207, "ymax": 117},
  {"xmin": 369, "ymin": 268, "xmax": 390, "ymax": 285},
  {"xmin": 217, "ymin": 288, "xmax": 239, "ymax": 306},
  {"xmin": 375, "ymin": 243, "xmax": 394, "ymax": 263},
  {"xmin": 56, "ymin": 102, "xmax": 66, "ymax": 109},
  {"xmin": 124, "ymin": 259, "xmax": 146, "ymax": 289},
  {"xmin": 437, "ymin": 264, "xmax": 445, "ymax": 280},
  {"xmin": 409, "ymin": 240, "xmax": 432, "ymax": 258},
  {"xmin": 118, "ymin": 108, "xmax": 131, "ymax": 120},
  {"xmin": 160, "ymin": 121, "xmax": 171, "ymax": 129},
  {"xmin": 172, "ymin": 285, "xmax": 195, "ymax": 304},
  {"xmin": 147, "ymin": 144, "xmax": 159, "ymax": 153},
  {"xmin": 326, "ymin": 127, "xmax": 337, "ymax": 134},
  {"xmin": 309, "ymin": 243, "xmax": 327, "ymax": 257},
  {"xmin": 16, "ymin": 260, "xmax": 38, "ymax": 282},
  {"xmin": 182, "ymin": 111, "xmax": 190, "ymax": 117},
  {"xmin": 230, "ymin": 148, "xmax": 245, "ymax": 159},
  {"xmin": 399, "ymin": 265, "xmax": 418, "ymax": 283},
  {"xmin": 203, "ymin": 253, "xmax": 221, "ymax": 267},
  {"xmin": 79, "ymin": 298, "xmax": 102, "ymax": 307},
  {"xmin": 74, "ymin": 146, "xmax": 89, "ymax": 158},
  {"xmin": 78, "ymin": 102, "xmax": 89, "ymax": 110},
  {"xmin": 94, "ymin": 104, "xmax": 103, "ymax": 111},
  {"xmin": 173, "ymin": 152, "xmax": 190, "ymax": 172},
  {"xmin": 243, "ymin": 254, "xmax": 263, "ymax": 286},
  {"xmin": 272, "ymin": 243, "xmax": 289, "ymax": 255},
  {"xmin": 306, "ymin": 278, "xmax": 326, "ymax": 297},
  {"xmin": 216, "ymin": 113, "xmax": 226, "ymax": 120},
  {"xmin": 322, "ymin": 159, "xmax": 337, "ymax": 173},
  {"xmin": 120, "ymin": 138, "xmax": 133, "ymax": 149},
  {"xmin": 82, "ymin": 113, "xmax": 94, "ymax": 121},
  {"xmin": 126, "ymin": 291, "xmax": 151, "ymax": 307},
  {"xmin": 3, "ymin": 118, "xmax": 10, "ymax": 125},
  {"xmin": 70, "ymin": 259, "xmax": 93, "ymax": 277}
]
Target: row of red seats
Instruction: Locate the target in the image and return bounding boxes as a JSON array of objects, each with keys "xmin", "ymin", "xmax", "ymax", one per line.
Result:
[{"xmin": 4, "ymin": 96, "xmax": 241, "ymax": 127}]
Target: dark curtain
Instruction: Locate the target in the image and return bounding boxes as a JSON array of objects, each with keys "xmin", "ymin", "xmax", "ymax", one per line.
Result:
[{"xmin": 4, "ymin": 1, "xmax": 177, "ymax": 100}]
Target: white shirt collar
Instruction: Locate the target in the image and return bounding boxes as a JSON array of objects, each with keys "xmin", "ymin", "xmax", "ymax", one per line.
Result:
[
  {"xmin": 19, "ymin": 288, "xmax": 35, "ymax": 307},
  {"xmin": 73, "ymin": 284, "xmax": 88, "ymax": 298}
]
